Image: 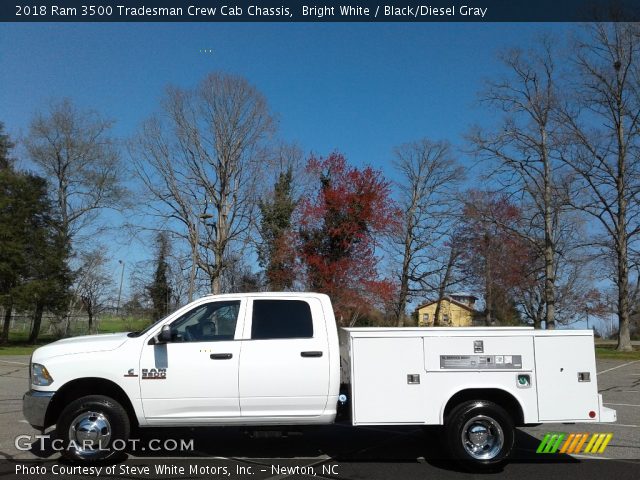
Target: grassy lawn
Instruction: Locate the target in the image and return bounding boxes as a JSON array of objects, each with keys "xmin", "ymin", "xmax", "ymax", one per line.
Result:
[
  {"xmin": 97, "ymin": 316, "xmax": 150, "ymax": 334},
  {"xmin": 0, "ymin": 316, "xmax": 151, "ymax": 355},
  {"xmin": 595, "ymin": 345, "xmax": 640, "ymax": 360}
]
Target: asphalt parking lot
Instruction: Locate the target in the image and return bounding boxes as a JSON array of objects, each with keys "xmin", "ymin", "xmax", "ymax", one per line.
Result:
[{"xmin": 0, "ymin": 355, "xmax": 637, "ymax": 479}]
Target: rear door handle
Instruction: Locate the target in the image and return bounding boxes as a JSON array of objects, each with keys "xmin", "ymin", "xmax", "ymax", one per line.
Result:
[
  {"xmin": 210, "ymin": 353, "xmax": 233, "ymax": 360},
  {"xmin": 301, "ymin": 351, "xmax": 323, "ymax": 358}
]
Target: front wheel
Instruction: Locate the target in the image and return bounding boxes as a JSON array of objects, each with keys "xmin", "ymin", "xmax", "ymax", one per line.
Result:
[
  {"xmin": 56, "ymin": 395, "xmax": 130, "ymax": 462},
  {"xmin": 445, "ymin": 400, "xmax": 514, "ymax": 468}
]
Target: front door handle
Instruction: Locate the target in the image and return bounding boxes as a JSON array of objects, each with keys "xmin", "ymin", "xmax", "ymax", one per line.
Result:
[
  {"xmin": 210, "ymin": 353, "xmax": 233, "ymax": 360},
  {"xmin": 301, "ymin": 351, "xmax": 323, "ymax": 358}
]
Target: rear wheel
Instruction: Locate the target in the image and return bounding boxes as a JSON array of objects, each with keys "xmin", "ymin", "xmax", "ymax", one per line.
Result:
[
  {"xmin": 445, "ymin": 400, "xmax": 514, "ymax": 468},
  {"xmin": 57, "ymin": 395, "xmax": 130, "ymax": 462}
]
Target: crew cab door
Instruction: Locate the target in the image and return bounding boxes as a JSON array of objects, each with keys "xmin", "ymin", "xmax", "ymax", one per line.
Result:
[
  {"xmin": 239, "ymin": 297, "xmax": 330, "ymax": 417},
  {"xmin": 139, "ymin": 299, "xmax": 244, "ymax": 421}
]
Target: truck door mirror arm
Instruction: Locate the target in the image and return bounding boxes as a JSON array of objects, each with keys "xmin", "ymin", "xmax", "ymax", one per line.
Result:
[{"xmin": 151, "ymin": 325, "xmax": 172, "ymax": 345}]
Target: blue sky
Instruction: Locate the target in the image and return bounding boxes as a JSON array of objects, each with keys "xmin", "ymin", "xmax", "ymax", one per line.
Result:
[
  {"xmin": 2, "ymin": 23, "xmax": 570, "ymax": 166},
  {"xmin": 1, "ymin": 22, "xmax": 576, "ymax": 307}
]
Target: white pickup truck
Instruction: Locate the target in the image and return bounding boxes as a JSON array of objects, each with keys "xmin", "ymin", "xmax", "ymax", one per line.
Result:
[{"xmin": 23, "ymin": 292, "xmax": 616, "ymax": 467}]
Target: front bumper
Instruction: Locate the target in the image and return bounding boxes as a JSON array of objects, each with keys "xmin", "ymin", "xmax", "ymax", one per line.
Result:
[{"xmin": 23, "ymin": 390, "xmax": 55, "ymax": 429}]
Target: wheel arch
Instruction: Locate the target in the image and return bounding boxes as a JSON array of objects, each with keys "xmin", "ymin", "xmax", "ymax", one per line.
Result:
[
  {"xmin": 442, "ymin": 388, "xmax": 525, "ymax": 426},
  {"xmin": 45, "ymin": 377, "xmax": 138, "ymax": 429}
]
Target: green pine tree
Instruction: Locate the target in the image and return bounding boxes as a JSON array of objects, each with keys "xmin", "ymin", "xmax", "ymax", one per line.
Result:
[
  {"xmin": 258, "ymin": 168, "xmax": 296, "ymax": 290},
  {"xmin": 147, "ymin": 232, "xmax": 172, "ymax": 321},
  {"xmin": 0, "ymin": 123, "xmax": 71, "ymax": 344}
]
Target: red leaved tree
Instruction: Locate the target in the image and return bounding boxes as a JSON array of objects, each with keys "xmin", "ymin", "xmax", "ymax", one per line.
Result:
[
  {"xmin": 457, "ymin": 191, "xmax": 537, "ymax": 325},
  {"xmin": 298, "ymin": 153, "xmax": 400, "ymax": 326}
]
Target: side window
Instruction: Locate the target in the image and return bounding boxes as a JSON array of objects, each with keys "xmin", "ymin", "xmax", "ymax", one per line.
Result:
[
  {"xmin": 169, "ymin": 301, "xmax": 240, "ymax": 342},
  {"xmin": 251, "ymin": 300, "xmax": 313, "ymax": 340}
]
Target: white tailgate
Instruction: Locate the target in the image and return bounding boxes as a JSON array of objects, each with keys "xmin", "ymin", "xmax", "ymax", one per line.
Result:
[
  {"xmin": 534, "ymin": 336, "xmax": 599, "ymax": 421},
  {"xmin": 351, "ymin": 337, "xmax": 425, "ymax": 424}
]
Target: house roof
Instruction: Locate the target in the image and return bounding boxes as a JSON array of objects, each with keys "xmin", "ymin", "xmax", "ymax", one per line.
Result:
[
  {"xmin": 450, "ymin": 293, "xmax": 478, "ymax": 301},
  {"xmin": 415, "ymin": 297, "xmax": 477, "ymax": 313}
]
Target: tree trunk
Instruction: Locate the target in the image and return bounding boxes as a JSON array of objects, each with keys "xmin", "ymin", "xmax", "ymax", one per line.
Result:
[
  {"xmin": 533, "ymin": 298, "xmax": 544, "ymax": 329},
  {"xmin": 484, "ymin": 242, "xmax": 493, "ymax": 325},
  {"xmin": 433, "ymin": 246, "xmax": 458, "ymax": 327},
  {"xmin": 187, "ymin": 226, "xmax": 198, "ymax": 303},
  {"xmin": 542, "ymin": 130, "xmax": 556, "ymax": 330},
  {"xmin": 87, "ymin": 306, "xmax": 93, "ymax": 334},
  {"xmin": 396, "ymin": 235, "xmax": 413, "ymax": 327},
  {"xmin": 1, "ymin": 303, "xmax": 12, "ymax": 344},
  {"xmin": 616, "ymin": 200, "xmax": 632, "ymax": 351},
  {"xmin": 433, "ymin": 301, "xmax": 442, "ymax": 326},
  {"xmin": 28, "ymin": 303, "xmax": 44, "ymax": 344},
  {"xmin": 616, "ymin": 102, "xmax": 632, "ymax": 351},
  {"xmin": 211, "ymin": 274, "xmax": 221, "ymax": 295}
]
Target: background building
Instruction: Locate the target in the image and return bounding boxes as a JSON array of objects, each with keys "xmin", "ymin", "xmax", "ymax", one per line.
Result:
[{"xmin": 415, "ymin": 294, "xmax": 481, "ymax": 327}]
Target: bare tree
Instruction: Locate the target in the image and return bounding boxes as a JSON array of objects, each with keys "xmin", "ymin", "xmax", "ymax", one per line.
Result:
[
  {"xmin": 469, "ymin": 38, "xmax": 566, "ymax": 329},
  {"xmin": 23, "ymin": 99, "xmax": 123, "ymax": 335},
  {"xmin": 392, "ymin": 139, "xmax": 464, "ymax": 326},
  {"xmin": 24, "ymin": 98, "xmax": 124, "ymax": 247},
  {"xmin": 559, "ymin": 23, "xmax": 640, "ymax": 351},
  {"xmin": 76, "ymin": 249, "xmax": 113, "ymax": 333},
  {"xmin": 131, "ymin": 72, "xmax": 275, "ymax": 297},
  {"xmin": 517, "ymin": 244, "xmax": 598, "ymax": 328}
]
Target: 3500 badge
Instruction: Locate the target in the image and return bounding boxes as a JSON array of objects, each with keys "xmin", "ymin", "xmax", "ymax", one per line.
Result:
[{"xmin": 142, "ymin": 368, "xmax": 167, "ymax": 380}]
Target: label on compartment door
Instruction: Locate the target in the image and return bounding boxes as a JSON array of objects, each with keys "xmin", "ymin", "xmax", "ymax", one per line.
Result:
[{"xmin": 440, "ymin": 355, "xmax": 522, "ymax": 369}]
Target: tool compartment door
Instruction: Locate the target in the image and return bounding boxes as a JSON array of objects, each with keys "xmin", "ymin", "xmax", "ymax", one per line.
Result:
[
  {"xmin": 351, "ymin": 336, "xmax": 425, "ymax": 424},
  {"xmin": 534, "ymin": 335, "xmax": 599, "ymax": 421}
]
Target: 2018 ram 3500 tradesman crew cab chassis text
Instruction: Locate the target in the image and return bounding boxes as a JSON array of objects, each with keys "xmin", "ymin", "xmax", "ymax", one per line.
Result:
[{"xmin": 23, "ymin": 292, "xmax": 616, "ymax": 467}]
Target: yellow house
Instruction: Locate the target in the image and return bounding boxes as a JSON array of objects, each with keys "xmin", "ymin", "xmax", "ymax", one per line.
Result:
[{"xmin": 415, "ymin": 294, "xmax": 480, "ymax": 327}]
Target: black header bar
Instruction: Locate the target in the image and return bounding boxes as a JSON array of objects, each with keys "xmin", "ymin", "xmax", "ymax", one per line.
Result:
[{"xmin": 3, "ymin": 1, "xmax": 639, "ymax": 22}]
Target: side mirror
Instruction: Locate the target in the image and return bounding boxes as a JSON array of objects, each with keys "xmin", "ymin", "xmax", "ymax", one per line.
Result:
[{"xmin": 158, "ymin": 325, "xmax": 172, "ymax": 343}]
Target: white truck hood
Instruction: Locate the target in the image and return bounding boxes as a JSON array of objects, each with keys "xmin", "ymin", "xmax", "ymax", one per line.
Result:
[{"xmin": 32, "ymin": 332, "xmax": 130, "ymax": 360}]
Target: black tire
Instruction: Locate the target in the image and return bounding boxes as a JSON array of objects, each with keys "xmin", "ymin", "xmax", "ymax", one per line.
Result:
[
  {"xmin": 445, "ymin": 400, "xmax": 514, "ymax": 469},
  {"xmin": 56, "ymin": 395, "xmax": 130, "ymax": 462}
]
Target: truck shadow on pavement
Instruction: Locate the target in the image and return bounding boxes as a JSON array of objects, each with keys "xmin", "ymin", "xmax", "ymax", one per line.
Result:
[{"xmin": 25, "ymin": 425, "xmax": 579, "ymax": 473}]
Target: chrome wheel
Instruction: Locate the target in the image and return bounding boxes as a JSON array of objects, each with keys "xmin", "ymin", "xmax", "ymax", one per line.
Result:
[
  {"xmin": 461, "ymin": 415, "xmax": 504, "ymax": 460},
  {"xmin": 68, "ymin": 411, "xmax": 111, "ymax": 457}
]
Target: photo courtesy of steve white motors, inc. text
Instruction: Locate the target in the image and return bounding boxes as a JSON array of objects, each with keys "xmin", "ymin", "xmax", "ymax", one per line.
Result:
[{"xmin": 14, "ymin": 463, "xmax": 339, "ymax": 477}]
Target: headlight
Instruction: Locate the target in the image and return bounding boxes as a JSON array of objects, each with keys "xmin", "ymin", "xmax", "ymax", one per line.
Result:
[{"xmin": 31, "ymin": 363, "xmax": 53, "ymax": 386}]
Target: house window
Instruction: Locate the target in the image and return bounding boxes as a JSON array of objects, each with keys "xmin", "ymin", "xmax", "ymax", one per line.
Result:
[
  {"xmin": 422, "ymin": 313, "xmax": 429, "ymax": 324},
  {"xmin": 443, "ymin": 314, "xmax": 450, "ymax": 324}
]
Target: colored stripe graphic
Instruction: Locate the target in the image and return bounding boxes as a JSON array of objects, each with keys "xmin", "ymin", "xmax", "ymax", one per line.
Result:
[
  {"xmin": 590, "ymin": 434, "xmax": 606, "ymax": 453},
  {"xmin": 584, "ymin": 433, "xmax": 598, "ymax": 453},
  {"xmin": 597, "ymin": 433, "xmax": 613, "ymax": 453},
  {"xmin": 573, "ymin": 433, "xmax": 589, "ymax": 453},
  {"xmin": 537, "ymin": 432, "xmax": 613, "ymax": 454},
  {"xmin": 559, "ymin": 433, "xmax": 576, "ymax": 454},
  {"xmin": 550, "ymin": 433, "xmax": 565, "ymax": 453},
  {"xmin": 584, "ymin": 433, "xmax": 613, "ymax": 453},
  {"xmin": 537, "ymin": 433, "xmax": 552, "ymax": 453},
  {"xmin": 542, "ymin": 433, "xmax": 559, "ymax": 453},
  {"xmin": 537, "ymin": 433, "xmax": 565, "ymax": 453}
]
